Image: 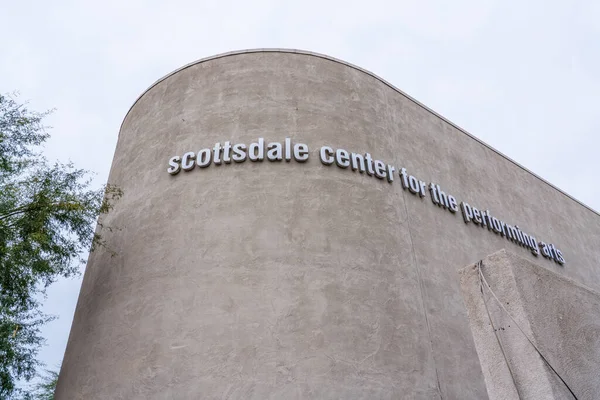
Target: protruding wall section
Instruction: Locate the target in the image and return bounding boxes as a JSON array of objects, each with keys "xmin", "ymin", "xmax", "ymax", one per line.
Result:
[{"xmin": 461, "ymin": 250, "xmax": 600, "ymax": 399}]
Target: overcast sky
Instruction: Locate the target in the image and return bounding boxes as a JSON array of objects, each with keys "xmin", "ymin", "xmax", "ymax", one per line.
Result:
[{"xmin": 2, "ymin": 0, "xmax": 599, "ymax": 378}]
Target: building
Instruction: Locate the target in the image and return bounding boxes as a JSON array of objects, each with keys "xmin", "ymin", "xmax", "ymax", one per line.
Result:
[{"xmin": 55, "ymin": 49, "xmax": 600, "ymax": 399}]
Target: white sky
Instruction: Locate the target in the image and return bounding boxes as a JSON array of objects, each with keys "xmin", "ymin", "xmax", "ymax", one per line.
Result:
[{"xmin": 2, "ymin": 0, "xmax": 599, "ymax": 377}]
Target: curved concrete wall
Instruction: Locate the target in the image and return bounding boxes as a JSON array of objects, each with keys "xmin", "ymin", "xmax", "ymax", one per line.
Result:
[{"xmin": 55, "ymin": 50, "xmax": 600, "ymax": 399}]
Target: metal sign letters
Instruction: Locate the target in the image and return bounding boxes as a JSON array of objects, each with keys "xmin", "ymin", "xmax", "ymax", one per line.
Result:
[{"xmin": 167, "ymin": 138, "xmax": 566, "ymax": 265}]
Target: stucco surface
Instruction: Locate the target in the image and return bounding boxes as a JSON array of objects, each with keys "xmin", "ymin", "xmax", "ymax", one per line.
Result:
[{"xmin": 55, "ymin": 50, "xmax": 600, "ymax": 399}]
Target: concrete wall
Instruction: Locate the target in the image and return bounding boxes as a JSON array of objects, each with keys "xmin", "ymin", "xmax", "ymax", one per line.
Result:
[
  {"xmin": 55, "ymin": 50, "xmax": 600, "ymax": 399},
  {"xmin": 460, "ymin": 250, "xmax": 600, "ymax": 400}
]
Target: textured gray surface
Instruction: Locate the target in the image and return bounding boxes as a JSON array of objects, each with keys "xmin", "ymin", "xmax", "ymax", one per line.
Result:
[
  {"xmin": 55, "ymin": 50, "xmax": 600, "ymax": 399},
  {"xmin": 460, "ymin": 250, "xmax": 600, "ymax": 400}
]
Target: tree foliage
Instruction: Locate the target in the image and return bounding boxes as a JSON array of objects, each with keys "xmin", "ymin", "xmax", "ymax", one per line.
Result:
[
  {"xmin": 22, "ymin": 368, "xmax": 58, "ymax": 400},
  {"xmin": 32, "ymin": 368, "xmax": 58, "ymax": 400},
  {"xmin": 0, "ymin": 93, "xmax": 121, "ymax": 398}
]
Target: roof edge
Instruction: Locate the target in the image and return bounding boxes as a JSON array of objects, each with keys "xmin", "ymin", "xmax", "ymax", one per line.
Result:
[{"xmin": 120, "ymin": 48, "xmax": 600, "ymax": 217}]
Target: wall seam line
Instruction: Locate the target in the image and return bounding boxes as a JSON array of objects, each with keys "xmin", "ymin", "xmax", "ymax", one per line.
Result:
[{"xmin": 401, "ymin": 190, "xmax": 443, "ymax": 399}]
